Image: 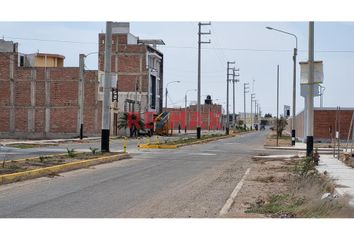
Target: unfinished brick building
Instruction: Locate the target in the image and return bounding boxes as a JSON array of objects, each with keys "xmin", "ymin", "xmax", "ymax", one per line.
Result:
[
  {"xmin": 0, "ymin": 40, "xmax": 101, "ymax": 139},
  {"xmin": 98, "ymin": 22, "xmax": 164, "ymax": 135}
]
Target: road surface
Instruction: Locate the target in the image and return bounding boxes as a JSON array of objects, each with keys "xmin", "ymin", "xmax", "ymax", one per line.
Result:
[{"xmin": 0, "ymin": 131, "xmax": 274, "ymax": 217}]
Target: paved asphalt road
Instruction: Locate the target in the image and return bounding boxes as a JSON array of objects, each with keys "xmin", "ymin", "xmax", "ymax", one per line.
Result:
[{"xmin": 0, "ymin": 130, "xmax": 274, "ymax": 218}]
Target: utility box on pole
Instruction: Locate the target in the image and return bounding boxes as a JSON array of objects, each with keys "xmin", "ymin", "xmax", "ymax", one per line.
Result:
[
  {"xmin": 300, "ymin": 61, "xmax": 323, "ymax": 97},
  {"xmin": 300, "ymin": 60, "xmax": 324, "ymax": 143},
  {"xmin": 284, "ymin": 105, "xmax": 290, "ymax": 118}
]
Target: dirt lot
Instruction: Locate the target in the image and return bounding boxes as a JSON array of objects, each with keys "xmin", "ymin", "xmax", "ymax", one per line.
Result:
[
  {"xmin": 264, "ymin": 131, "xmax": 292, "ymax": 147},
  {"xmin": 226, "ymin": 156, "xmax": 354, "ymax": 218}
]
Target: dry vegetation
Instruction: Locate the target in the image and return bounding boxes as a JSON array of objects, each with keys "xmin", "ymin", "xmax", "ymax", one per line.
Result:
[
  {"xmin": 264, "ymin": 131, "xmax": 292, "ymax": 147},
  {"xmin": 228, "ymin": 156, "xmax": 354, "ymax": 218}
]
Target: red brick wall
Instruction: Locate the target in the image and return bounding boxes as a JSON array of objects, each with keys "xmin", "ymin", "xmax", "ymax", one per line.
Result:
[
  {"xmin": 14, "ymin": 80, "xmax": 31, "ymax": 106},
  {"xmin": 0, "ymin": 81, "xmax": 10, "ymax": 106},
  {"xmin": 287, "ymin": 109, "xmax": 354, "ymax": 141},
  {"xmin": 35, "ymin": 109, "xmax": 45, "ymax": 132},
  {"xmin": 15, "ymin": 108, "xmax": 27, "ymax": 132},
  {"xmin": 0, "ymin": 53, "xmax": 101, "ymax": 139},
  {"xmin": 0, "ymin": 110, "xmax": 9, "ymax": 131},
  {"xmin": 50, "ymin": 108, "xmax": 77, "ymax": 133},
  {"xmin": 315, "ymin": 109, "xmax": 353, "ymax": 140},
  {"xmin": 35, "ymin": 81, "xmax": 45, "ymax": 106},
  {"xmin": 98, "ymin": 33, "xmax": 149, "ymax": 93},
  {"xmin": 0, "ymin": 53, "xmax": 10, "ymax": 78},
  {"xmin": 166, "ymin": 104, "xmax": 223, "ymax": 130}
]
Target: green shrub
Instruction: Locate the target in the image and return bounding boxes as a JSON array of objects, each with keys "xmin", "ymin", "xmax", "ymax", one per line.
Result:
[
  {"xmin": 66, "ymin": 148, "xmax": 76, "ymax": 158},
  {"xmin": 89, "ymin": 147, "xmax": 99, "ymax": 155}
]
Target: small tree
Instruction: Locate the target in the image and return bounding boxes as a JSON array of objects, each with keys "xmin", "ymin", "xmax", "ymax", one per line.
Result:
[
  {"xmin": 118, "ymin": 113, "xmax": 145, "ymax": 137},
  {"xmin": 275, "ymin": 116, "xmax": 288, "ymax": 137}
]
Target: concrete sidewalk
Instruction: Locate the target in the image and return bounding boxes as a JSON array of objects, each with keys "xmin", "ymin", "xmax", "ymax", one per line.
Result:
[
  {"xmin": 317, "ymin": 155, "xmax": 354, "ymax": 206},
  {"xmin": 265, "ymin": 142, "xmax": 337, "ymax": 154},
  {"xmin": 264, "ymin": 142, "xmax": 354, "ymax": 205}
]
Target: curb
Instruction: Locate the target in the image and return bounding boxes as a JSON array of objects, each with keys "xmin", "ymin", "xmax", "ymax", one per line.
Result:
[
  {"xmin": 138, "ymin": 144, "xmax": 178, "ymax": 149},
  {"xmin": 264, "ymin": 146, "xmax": 336, "ymax": 151},
  {"xmin": 0, "ymin": 153, "xmax": 130, "ymax": 185},
  {"xmin": 138, "ymin": 131, "xmax": 249, "ymax": 149}
]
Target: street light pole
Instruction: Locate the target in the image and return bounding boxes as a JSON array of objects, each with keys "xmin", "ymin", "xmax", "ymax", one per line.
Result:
[
  {"xmin": 266, "ymin": 26, "xmax": 298, "ymax": 146},
  {"xmin": 79, "ymin": 54, "xmax": 85, "ymax": 140},
  {"xmin": 165, "ymin": 81, "xmax": 180, "ymax": 110},
  {"xmin": 277, "ymin": 65, "xmax": 280, "ymax": 147}
]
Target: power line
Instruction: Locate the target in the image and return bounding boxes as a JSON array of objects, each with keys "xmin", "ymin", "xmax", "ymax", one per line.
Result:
[
  {"xmin": 4, "ymin": 36, "xmax": 97, "ymax": 45},
  {"xmin": 162, "ymin": 45, "xmax": 354, "ymax": 53},
  {"xmin": 6, "ymin": 35, "xmax": 354, "ymax": 53}
]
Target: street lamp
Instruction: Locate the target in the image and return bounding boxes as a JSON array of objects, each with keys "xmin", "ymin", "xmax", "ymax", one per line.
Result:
[
  {"xmin": 165, "ymin": 81, "xmax": 180, "ymax": 109},
  {"xmin": 78, "ymin": 52, "xmax": 99, "ymax": 140},
  {"xmin": 185, "ymin": 89, "xmax": 197, "ymax": 133},
  {"xmin": 266, "ymin": 26, "xmax": 298, "ymax": 146}
]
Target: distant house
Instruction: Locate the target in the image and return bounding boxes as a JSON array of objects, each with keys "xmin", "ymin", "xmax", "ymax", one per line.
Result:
[{"xmin": 18, "ymin": 52, "xmax": 65, "ymax": 68}]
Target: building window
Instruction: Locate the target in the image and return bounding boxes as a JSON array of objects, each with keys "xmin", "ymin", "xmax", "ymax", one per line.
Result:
[
  {"xmin": 19, "ymin": 55, "xmax": 25, "ymax": 67},
  {"xmin": 151, "ymin": 75, "xmax": 156, "ymax": 109}
]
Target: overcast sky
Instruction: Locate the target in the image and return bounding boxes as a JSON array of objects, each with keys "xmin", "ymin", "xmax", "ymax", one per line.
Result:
[{"xmin": 1, "ymin": 21, "xmax": 354, "ymax": 116}]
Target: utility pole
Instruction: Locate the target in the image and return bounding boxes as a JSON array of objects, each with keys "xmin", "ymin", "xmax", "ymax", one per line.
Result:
[
  {"xmin": 165, "ymin": 81, "xmax": 180, "ymax": 110},
  {"xmin": 320, "ymin": 85, "xmax": 325, "ymax": 108},
  {"xmin": 254, "ymin": 100, "xmax": 257, "ymax": 128},
  {"xmin": 277, "ymin": 65, "xmax": 280, "ymax": 147},
  {"xmin": 79, "ymin": 54, "xmax": 85, "ymax": 140},
  {"xmin": 226, "ymin": 61, "xmax": 235, "ymax": 135},
  {"xmin": 243, "ymin": 83, "xmax": 249, "ymax": 129},
  {"xmin": 292, "ymin": 42, "xmax": 298, "ymax": 146},
  {"xmin": 101, "ymin": 21, "xmax": 112, "ymax": 152},
  {"xmin": 266, "ymin": 26, "xmax": 298, "ymax": 146},
  {"xmin": 165, "ymin": 87, "xmax": 168, "ymax": 110},
  {"xmin": 306, "ymin": 21, "xmax": 315, "ymax": 157},
  {"xmin": 232, "ymin": 68, "xmax": 240, "ymax": 127},
  {"xmin": 250, "ymin": 93, "xmax": 255, "ymax": 130},
  {"xmin": 197, "ymin": 21, "xmax": 211, "ymax": 139}
]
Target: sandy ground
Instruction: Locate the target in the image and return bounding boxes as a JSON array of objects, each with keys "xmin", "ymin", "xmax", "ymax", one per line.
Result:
[{"xmin": 225, "ymin": 158, "xmax": 294, "ymax": 217}]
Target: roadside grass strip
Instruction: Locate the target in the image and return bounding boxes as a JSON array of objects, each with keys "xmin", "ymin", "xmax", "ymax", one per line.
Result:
[{"xmin": 0, "ymin": 153, "xmax": 130, "ymax": 185}]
